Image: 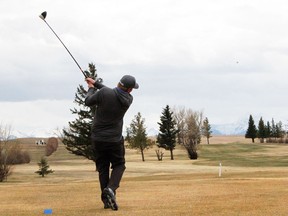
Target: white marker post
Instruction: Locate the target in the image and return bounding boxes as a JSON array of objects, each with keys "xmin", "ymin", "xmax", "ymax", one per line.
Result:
[{"xmin": 219, "ymin": 162, "xmax": 222, "ymax": 177}]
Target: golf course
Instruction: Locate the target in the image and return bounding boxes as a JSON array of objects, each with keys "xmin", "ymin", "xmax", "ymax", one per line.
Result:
[{"xmin": 1, "ymin": 136, "xmax": 288, "ymax": 216}]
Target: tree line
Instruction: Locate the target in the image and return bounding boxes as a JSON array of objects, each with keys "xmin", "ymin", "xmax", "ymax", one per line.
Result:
[
  {"xmin": 245, "ymin": 114, "xmax": 287, "ymax": 143},
  {"xmin": 61, "ymin": 63, "xmax": 213, "ymax": 163}
]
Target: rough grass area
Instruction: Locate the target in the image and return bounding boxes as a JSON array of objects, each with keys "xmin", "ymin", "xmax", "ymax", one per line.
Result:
[
  {"xmin": 196, "ymin": 143, "xmax": 288, "ymax": 167},
  {"xmin": 1, "ymin": 137, "xmax": 288, "ymax": 215}
]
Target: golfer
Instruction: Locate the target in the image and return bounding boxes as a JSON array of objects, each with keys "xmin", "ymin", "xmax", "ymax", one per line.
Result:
[{"xmin": 85, "ymin": 75, "xmax": 139, "ymax": 211}]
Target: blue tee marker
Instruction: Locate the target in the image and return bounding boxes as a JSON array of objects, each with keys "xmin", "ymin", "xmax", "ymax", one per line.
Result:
[{"xmin": 44, "ymin": 209, "xmax": 53, "ymax": 214}]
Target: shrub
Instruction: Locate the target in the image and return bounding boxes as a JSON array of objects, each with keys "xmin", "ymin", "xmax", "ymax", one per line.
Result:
[
  {"xmin": 5, "ymin": 143, "xmax": 30, "ymax": 165},
  {"xmin": 155, "ymin": 149, "xmax": 164, "ymax": 161},
  {"xmin": 45, "ymin": 137, "xmax": 59, "ymax": 156},
  {"xmin": 0, "ymin": 164, "xmax": 10, "ymax": 182},
  {"xmin": 187, "ymin": 149, "xmax": 198, "ymax": 160}
]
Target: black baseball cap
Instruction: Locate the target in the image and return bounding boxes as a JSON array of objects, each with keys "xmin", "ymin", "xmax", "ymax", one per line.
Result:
[{"xmin": 119, "ymin": 75, "xmax": 139, "ymax": 89}]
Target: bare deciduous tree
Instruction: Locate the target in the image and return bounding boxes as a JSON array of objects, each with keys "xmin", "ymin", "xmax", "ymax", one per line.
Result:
[
  {"xmin": 173, "ymin": 107, "xmax": 204, "ymax": 159},
  {"xmin": 0, "ymin": 125, "xmax": 13, "ymax": 182},
  {"xmin": 0, "ymin": 124, "xmax": 31, "ymax": 182},
  {"xmin": 155, "ymin": 149, "xmax": 164, "ymax": 161}
]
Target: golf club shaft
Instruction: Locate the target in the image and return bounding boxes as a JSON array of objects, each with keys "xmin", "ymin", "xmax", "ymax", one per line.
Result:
[{"xmin": 43, "ymin": 20, "xmax": 87, "ymax": 78}]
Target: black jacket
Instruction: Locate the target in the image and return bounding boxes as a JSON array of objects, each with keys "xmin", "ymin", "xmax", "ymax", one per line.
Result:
[{"xmin": 85, "ymin": 82, "xmax": 133, "ymax": 142}]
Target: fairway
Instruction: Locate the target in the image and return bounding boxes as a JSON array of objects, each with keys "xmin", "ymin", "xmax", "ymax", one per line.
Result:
[{"xmin": 1, "ymin": 137, "xmax": 288, "ymax": 215}]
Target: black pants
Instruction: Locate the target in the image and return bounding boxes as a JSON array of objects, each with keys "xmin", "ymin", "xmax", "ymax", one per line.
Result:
[{"xmin": 92, "ymin": 138, "xmax": 126, "ymax": 195}]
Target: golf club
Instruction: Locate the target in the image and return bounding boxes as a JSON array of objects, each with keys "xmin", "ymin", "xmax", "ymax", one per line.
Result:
[{"xmin": 39, "ymin": 11, "xmax": 87, "ymax": 78}]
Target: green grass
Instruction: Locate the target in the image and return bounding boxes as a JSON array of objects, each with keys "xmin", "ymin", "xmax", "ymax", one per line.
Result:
[{"xmin": 195, "ymin": 143, "xmax": 288, "ymax": 167}]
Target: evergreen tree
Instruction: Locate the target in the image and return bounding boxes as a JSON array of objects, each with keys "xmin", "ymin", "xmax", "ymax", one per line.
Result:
[
  {"xmin": 265, "ymin": 121, "xmax": 271, "ymax": 139},
  {"xmin": 245, "ymin": 114, "xmax": 257, "ymax": 143},
  {"xmin": 157, "ymin": 105, "xmax": 178, "ymax": 160},
  {"xmin": 257, "ymin": 117, "xmax": 266, "ymax": 143},
  {"xmin": 271, "ymin": 118, "xmax": 277, "ymax": 139},
  {"xmin": 202, "ymin": 117, "xmax": 212, "ymax": 144},
  {"xmin": 62, "ymin": 63, "xmax": 101, "ymax": 161},
  {"xmin": 35, "ymin": 157, "xmax": 54, "ymax": 177},
  {"xmin": 126, "ymin": 112, "xmax": 153, "ymax": 161}
]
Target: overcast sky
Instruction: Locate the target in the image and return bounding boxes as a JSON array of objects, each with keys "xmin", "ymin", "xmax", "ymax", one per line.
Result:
[{"xmin": 1, "ymin": 0, "xmax": 288, "ymax": 137}]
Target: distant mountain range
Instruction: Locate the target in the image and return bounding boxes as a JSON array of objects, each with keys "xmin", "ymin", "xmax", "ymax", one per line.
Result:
[
  {"xmin": 9, "ymin": 129, "xmax": 56, "ymax": 139},
  {"xmin": 9, "ymin": 120, "xmax": 249, "ymax": 139},
  {"xmin": 147, "ymin": 119, "xmax": 248, "ymax": 136},
  {"xmin": 211, "ymin": 118, "xmax": 249, "ymax": 135},
  {"xmin": 211, "ymin": 123, "xmax": 246, "ymax": 135}
]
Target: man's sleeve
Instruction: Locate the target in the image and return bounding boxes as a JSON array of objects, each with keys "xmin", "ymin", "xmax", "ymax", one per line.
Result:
[
  {"xmin": 85, "ymin": 87, "xmax": 99, "ymax": 106},
  {"xmin": 94, "ymin": 81, "xmax": 105, "ymax": 89}
]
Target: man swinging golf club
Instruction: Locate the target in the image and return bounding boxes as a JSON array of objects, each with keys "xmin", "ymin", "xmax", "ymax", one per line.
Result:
[
  {"xmin": 85, "ymin": 75, "xmax": 139, "ymax": 211},
  {"xmin": 39, "ymin": 10, "xmax": 139, "ymax": 211}
]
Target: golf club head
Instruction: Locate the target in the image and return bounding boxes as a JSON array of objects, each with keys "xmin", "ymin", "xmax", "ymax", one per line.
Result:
[{"xmin": 39, "ymin": 11, "xmax": 47, "ymax": 20}]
